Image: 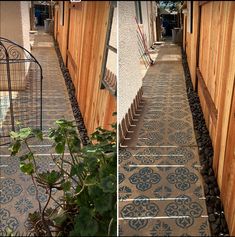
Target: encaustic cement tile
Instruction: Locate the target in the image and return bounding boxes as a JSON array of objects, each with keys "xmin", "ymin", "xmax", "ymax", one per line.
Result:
[
  {"xmin": 119, "ymin": 217, "xmax": 210, "ymax": 236},
  {"xmin": 119, "ymin": 43, "xmax": 210, "ymax": 236},
  {"xmin": 119, "ymin": 166, "xmax": 205, "ymax": 200},
  {"xmin": 118, "ymin": 195, "xmax": 210, "ymax": 236},
  {"xmin": 0, "ymin": 32, "xmax": 76, "ymax": 234},
  {"xmin": 0, "ymin": 156, "xmax": 60, "ymax": 234},
  {"xmin": 121, "ymin": 102, "xmax": 197, "ymax": 148},
  {"xmin": 119, "ymin": 147, "xmax": 201, "ymax": 167}
]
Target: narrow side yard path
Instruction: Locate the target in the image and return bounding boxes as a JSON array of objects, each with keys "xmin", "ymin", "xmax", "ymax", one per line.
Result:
[
  {"xmin": 0, "ymin": 32, "xmax": 75, "ymax": 234},
  {"xmin": 119, "ymin": 43, "xmax": 211, "ymax": 236}
]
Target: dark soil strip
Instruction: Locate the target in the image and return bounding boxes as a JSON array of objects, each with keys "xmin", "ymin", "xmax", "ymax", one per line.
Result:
[
  {"xmin": 181, "ymin": 48, "xmax": 229, "ymax": 236},
  {"xmin": 54, "ymin": 40, "xmax": 90, "ymax": 146}
]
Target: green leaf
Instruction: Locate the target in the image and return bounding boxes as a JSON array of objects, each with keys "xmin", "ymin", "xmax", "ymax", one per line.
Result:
[
  {"xmin": 68, "ymin": 136, "xmax": 81, "ymax": 153},
  {"xmin": 20, "ymin": 162, "xmax": 34, "ymax": 175},
  {"xmin": 94, "ymin": 193, "xmax": 112, "ymax": 214},
  {"xmin": 47, "ymin": 170, "xmax": 62, "ymax": 185},
  {"xmin": 18, "ymin": 128, "xmax": 32, "ymax": 139},
  {"xmin": 55, "ymin": 142, "xmax": 65, "ymax": 154},
  {"xmin": 88, "ymin": 185, "xmax": 101, "ymax": 196},
  {"xmin": 99, "ymin": 163, "xmax": 116, "ymax": 179},
  {"xmin": 85, "ymin": 175, "xmax": 97, "ymax": 186},
  {"xmin": 10, "ymin": 131, "xmax": 19, "ymax": 139},
  {"xmin": 61, "ymin": 181, "xmax": 71, "ymax": 192},
  {"xmin": 48, "ymin": 129, "xmax": 56, "ymax": 138},
  {"xmin": 70, "ymin": 163, "xmax": 85, "ymax": 176},
  {"xmin": 88, "ymin": 186, "xmax": 112, "ymax": 214},
  {"xmin": 100, "ymin": 175, "xmax": 116, "ymax": 193},
  {"xmin": 75, "ymin": 188, "xmax": 90, "ymax": 206},
  {"xmin": 55, "ymin": 119, "xmax": 74, "ymax": 128},
  {"xmin": 32, "ymin": 129, "xmax": 43, "ymax": 141},
  {"xmin": 9, "ymin": 140, "xmax": 21, "ymax": 156},
  {"xmin": 70, "ymin": 207, "xmax": 98, "ymax": 236},
  {"xmin": 51, "ymin": 209, "xmax": 67, "ymax": 225},
  {"xmin": 55, "ymin": 119, "xmax": 67, "ymax": 125},
  {"xmin": 85, "ymin": 156, "xmax": 98, "ymax": 171},
  {"xmin": 37, "ymin": 170, "xmax": 62, "ymax": 187},
  {"xmin": 54, "ymin": 134, "xmax": 64, "ymax": 143}
]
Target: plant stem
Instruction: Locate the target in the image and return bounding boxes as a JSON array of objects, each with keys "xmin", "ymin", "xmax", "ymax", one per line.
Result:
[
  {"xmin": 42, "ymin": 188, "xmax": 52, "ymax": 236},
  {"xmin": 74, "ymin": 175, "xmax": 88, "ymax": 197},
  {"xmin": 50, "ymin": 195, "xmax": 64, "ymax": 210},
  {"xmin": 31, "ymin": 175, "xmax": 42, "ymax": 213},
  {"xmin": 108, "ymin": 218, "xmax": 113, "ymax": 236},
  {"xmin": 25, "ymin": 140, "xmax": 38, "ymax": 174},
  {"xmin": 66, "ymin": 135, "xmax": 76, "ymax": 165},
  {"xmin": 53, "ymin": 157, "xmax": 79, "ymax": 187}
]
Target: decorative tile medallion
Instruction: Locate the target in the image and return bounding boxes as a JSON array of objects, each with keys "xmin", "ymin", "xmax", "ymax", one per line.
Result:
[
  {"xmin": 0, "ymin": 208, "xmax": 19, "ymax": 234},
  {"xmin": 15, "ymin": 197, "xmax": 33, "ymax": 214},
  {"xmin": 0, "ymin": 178, "xmax": 23, "ymax": 204},
  {"xmin": 150, "ymin": 220, "xmax": 172, "ymax": 236},
  {"xmin": 121, "ymin": 196, "xmax": 159, "ymax": 230},
  {"xmin": 165, "ymin": 195, "xmax": 203, "ymax": 228},
  {"xmin": 167, "ymin": 167, "xmax": 198, "ymax": 191},
  {"xmin": 129, "ymin": 168, "xmax": 161, "ymax": 191}
]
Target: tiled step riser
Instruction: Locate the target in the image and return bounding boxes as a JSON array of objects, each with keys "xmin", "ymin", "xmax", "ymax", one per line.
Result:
[
  {"xmin": 119, "ymin": 166, "xmax": 204, "ymax": 200},
  {"xmin": 119, "ymin": 218, "xmax": 210, "ymax": 236},
  {"xmin": 119, "ymin": 197, "xmax": 208, "ymax": 219}
]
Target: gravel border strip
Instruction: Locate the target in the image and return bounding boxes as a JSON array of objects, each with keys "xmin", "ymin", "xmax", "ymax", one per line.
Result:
[
  {"xmin": 54, "ymin": 39, "xmax": 90, "ymax": 146},
  {"xmin": 181, "ymin": 48, "xmax": 229, "ymax": 236}
]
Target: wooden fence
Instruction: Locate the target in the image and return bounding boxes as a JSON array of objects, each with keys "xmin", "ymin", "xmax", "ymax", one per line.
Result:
[
  {"xmin": 54, "ymin": 1, "xmax": 116, "ymax": 135},
  {"xmin": 183, "ymin": 1, "xmax": 235, "ymax": 234}
]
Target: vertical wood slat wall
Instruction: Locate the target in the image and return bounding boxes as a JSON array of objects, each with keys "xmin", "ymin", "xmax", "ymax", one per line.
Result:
[
  {"xmin": 54, "ymin": 1, "xmax": 116, "ymax": 135},
  {"xmin": 183, "ymin": 1, "xmax": 235, "ymax": 235}
]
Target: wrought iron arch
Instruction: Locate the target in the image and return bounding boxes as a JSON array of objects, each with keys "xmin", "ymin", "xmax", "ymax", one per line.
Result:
[{"xmin": 0, "ymin": 37, "xmax": 42, "ymax": 145}]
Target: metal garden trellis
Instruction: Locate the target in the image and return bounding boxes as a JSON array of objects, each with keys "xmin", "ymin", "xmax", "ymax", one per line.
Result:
[{"xmin": 0, "ymin": 37, "xmax": 42, "ymax": 145}]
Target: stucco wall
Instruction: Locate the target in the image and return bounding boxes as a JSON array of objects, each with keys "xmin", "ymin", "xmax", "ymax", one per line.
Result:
[
  {"xmin": 141, "ymin": 1, "xmax": 157, "ymax": 48},
  {"xmin": 0, "ymin": 1, "xmax": 30, "ymax": 51},
  {"xmin": 118, "ymin": 1, "xmax": 143, "ymax": 122},
  {"xmin": 20, "ymin": 1, "xmax": 30, "ymax": 52}
]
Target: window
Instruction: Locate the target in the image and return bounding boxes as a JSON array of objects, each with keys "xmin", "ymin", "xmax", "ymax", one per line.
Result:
[
  {"xmin": 135, "ymin": 1, "xmax": 143, "ymax": 24},
  {"xmin": 100, "ymin": 1, "xmax": 117, "ymax": 96},
  {"xmin": 187, "ymin": 1, "xmax": 193, "ymax": 33}
]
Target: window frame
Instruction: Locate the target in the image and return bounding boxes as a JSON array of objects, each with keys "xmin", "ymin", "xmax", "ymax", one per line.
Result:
[{"xmin": 100, "ymin": 1, "xmax": 117, "ymax": 96}]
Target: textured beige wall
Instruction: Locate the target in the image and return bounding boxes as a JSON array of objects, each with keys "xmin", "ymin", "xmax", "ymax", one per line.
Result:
[
  {"xmin": 118, "ymin": 1, "xmax": 143, "ymax": 122},
  {"xmin": 20, "ymin": 1, "xmax": 30, "ymax": 52},
  {"xmin": 141, "ymin": 1, "xmax": 157, "ymax": 48},
  {"xmin": 0, "ymin": 1, "xmax": 30, "ymax": 51}
]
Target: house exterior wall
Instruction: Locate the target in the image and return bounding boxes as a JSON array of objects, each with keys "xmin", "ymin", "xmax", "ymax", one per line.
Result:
[
  {"xmin": 20, "ymin": 1, "xmax": 31, "ymax": 52},
  {"xmin": 141, "ymin": 1, "xmax": 157, "ymax": 48},
  {"xmin": 118, "ymin": 1, "xmax": 143, "ymax": 123},
  {"xmin": 0, "ymin": 1, "xmax": 30, "ymax": 51}
]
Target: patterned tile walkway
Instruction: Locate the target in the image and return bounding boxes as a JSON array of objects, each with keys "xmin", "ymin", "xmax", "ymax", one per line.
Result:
[
  {"xmin": 119, "ymin": 43, "xmax": 211, "ymax": 236},
  {"xmin": 0, "ymin": 32, "xmax": 74, "ymax": 234}
]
